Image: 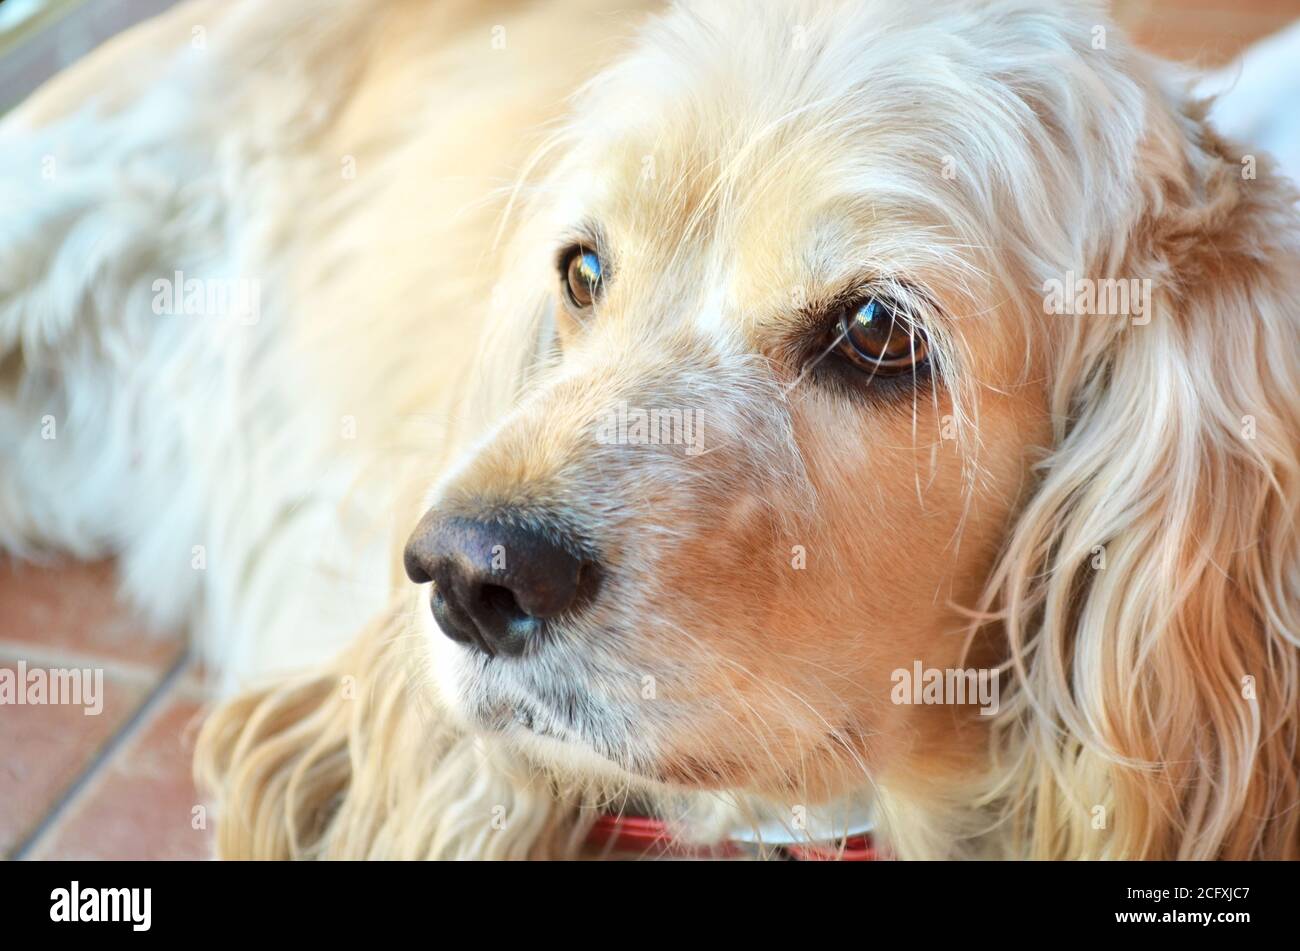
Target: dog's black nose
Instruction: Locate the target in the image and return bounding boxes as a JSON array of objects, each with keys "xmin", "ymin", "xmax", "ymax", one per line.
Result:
[{"xmin": 403, "ymin": 514, "xmax": 590, "ymax": 657}]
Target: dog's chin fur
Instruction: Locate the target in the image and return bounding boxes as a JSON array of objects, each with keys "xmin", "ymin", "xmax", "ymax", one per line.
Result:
[{"xmin": 4, "ymin": 0, "xmax": 1300, "ymax": 859}]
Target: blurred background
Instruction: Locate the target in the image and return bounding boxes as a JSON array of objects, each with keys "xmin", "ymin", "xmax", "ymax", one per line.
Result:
[
  {"xmin": 1, "ymin": 0, "xmax": 1298, "ymax": 860},
  {"xmin": 4, "ymin": 0, "xmax": 1298, "ymax": 114}
]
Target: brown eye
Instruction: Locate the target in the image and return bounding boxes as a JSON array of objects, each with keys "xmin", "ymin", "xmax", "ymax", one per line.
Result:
[
  {"xmin": 834, "ymin": 297, "xmax": 928, "ymax": 373},
  {"xmin": 563, "ymin": 247, "xmax": 604, "ymax": 308}
]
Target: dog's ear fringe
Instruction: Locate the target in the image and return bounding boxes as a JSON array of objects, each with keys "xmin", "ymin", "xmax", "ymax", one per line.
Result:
[
  {"xmin": 194, "ymin": 603, "xmax": 598, "ymax": 859},
  {"xmin": 977, "ymin": 78, "xmax": 1300, "ymax": 859}
]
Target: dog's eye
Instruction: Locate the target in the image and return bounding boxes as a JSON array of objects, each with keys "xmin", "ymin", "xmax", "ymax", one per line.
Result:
[
  {"xmin": 562, "ymin": 247, "xmax": 604, "ymax": 309},
  {"xmin": 832, "ymin": 297, "xmax": 928, "ymax": 374}
]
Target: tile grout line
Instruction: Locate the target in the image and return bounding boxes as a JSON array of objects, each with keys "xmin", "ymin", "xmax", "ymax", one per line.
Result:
[
  {"xmin": 0, "ymin": 641, "xmax": 177, "ymax": 686},
  {"xmin": 11, "ymin": 646, "xmax": 193, "ymax": 860}
]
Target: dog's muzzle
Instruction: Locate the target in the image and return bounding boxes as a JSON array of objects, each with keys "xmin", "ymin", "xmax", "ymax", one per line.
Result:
[{"xmin": 403, "ymin": 512, "xmax": 597, "ymax": 657}]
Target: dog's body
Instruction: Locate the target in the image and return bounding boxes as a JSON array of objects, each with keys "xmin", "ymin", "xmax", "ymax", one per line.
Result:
[{"xmin": 2, "ymin": 0, "xmax": 1298, "ymax": 859}]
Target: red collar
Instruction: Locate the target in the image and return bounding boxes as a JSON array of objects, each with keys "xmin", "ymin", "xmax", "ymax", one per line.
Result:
[{"xmin": 587, "ymin": 813, "xmax": 880, "ymax": 861}]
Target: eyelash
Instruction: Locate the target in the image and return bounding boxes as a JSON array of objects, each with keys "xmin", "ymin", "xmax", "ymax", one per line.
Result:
[
  {"xmin": 810, "ymin": 349, "xmax": 934, "ymax": 405},
  {"xmin": 794, "ymin": 287, "xmax": 937, "ymax": 403}
]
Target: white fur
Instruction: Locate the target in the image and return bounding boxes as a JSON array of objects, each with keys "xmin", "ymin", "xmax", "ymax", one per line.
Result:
[
  {"xmin": 1202, "ymin": 19, "xmax": 1300, "ymax": 186},
  {"xmin": 3, "ymin": 0, "xmax": 1299, "ymax": 861}
]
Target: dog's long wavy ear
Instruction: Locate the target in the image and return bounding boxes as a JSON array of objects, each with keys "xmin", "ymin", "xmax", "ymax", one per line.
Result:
[
  {"xmin": 985, "ymin": 66, "xmax": 1300, "ymax": 859},
  {"xmin": 194, "ymin": 603, "xmax": 595, "ymax": 859}
]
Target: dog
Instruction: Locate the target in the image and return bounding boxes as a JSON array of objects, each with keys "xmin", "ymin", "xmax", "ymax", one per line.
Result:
[{"xmin": 2, "ymin": 0, "xmax": 1297, "ymax": 859}]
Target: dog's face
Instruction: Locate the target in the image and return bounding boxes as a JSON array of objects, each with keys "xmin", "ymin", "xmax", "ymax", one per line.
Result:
[{"xmin": 407, "ymin": 0, "xmax": 1068, "ymax": 802}]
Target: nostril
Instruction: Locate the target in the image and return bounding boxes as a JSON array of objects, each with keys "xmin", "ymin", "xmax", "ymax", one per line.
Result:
[{"xmin": 478, "ymin": 583, "xmax": 527, "ymax": 623}]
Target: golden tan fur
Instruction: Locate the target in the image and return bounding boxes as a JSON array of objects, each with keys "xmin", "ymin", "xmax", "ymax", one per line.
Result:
[
  {"xmin": 193, "ymin": 0, "xmax": 1298, "ymax": 860},
  {"xmin": 15, "ymin": 0, "xmax": 1294, "ymax": 859}
]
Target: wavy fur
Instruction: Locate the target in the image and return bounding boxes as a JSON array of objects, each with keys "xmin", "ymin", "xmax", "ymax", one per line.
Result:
[{"xmin": 3, "ymin": 0, "xmax": 1296, "ymax": 859}]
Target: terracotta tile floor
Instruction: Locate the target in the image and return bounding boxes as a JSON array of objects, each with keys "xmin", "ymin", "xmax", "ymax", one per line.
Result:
[
  {"xmin": 28, "ymin": 689, "xmax": 211, "ymax": 860},
  {"xmin": 0, "ymin": 0, "xmax": 1294, "ymax": 861},
  {"xmin": 0, "ymin": 559, "xmax": 212, "ymax": 859}
]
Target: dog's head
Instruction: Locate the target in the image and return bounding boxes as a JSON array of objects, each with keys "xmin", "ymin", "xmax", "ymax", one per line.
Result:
[
  {"xmin": 407, "ymin": 0, "xmax": 1067, "ymax": 803},
  {"xmin": 202, "ymin": 0, "xmax": 1300, "ymax": 859}
]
